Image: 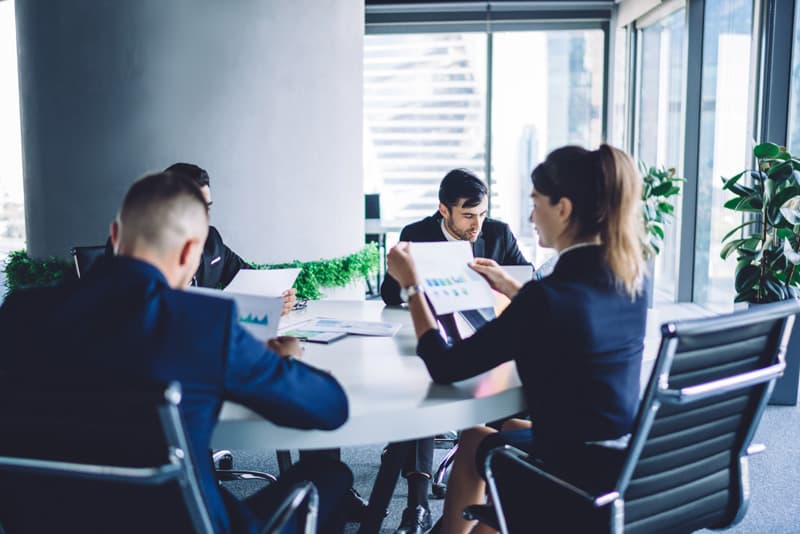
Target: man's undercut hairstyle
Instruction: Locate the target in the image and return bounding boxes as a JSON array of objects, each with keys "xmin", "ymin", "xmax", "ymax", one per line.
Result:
[
  {"xmin": 118, "ymin": 172, "xmax": 209, "ymax": 255},
  {"xmin": 164, "ymin": 162, "xmax": 210, "ymax": 188},
  {"xmin": 438, "ymin": 169, "xmax": 488, "ymax": 210}
]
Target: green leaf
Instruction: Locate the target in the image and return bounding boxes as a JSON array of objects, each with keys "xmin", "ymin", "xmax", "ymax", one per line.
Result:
[
  {"xmin": 735, "ymin": 264, "xmax": 760, "ymax": 293},
  {"xmin": 767, "ymin": 161, "xmax": 794, "ymax": 182},
  {"xmin": 780, "ymin": 196, "xmax": 800, "ymax": 224},
  {"xmin": 722, "ymin": 170, "xmax": 747, "ymax": 190},
  {"xmin": 657, "ymin": 202, "xmax": 675, "ymax": 215},
  {"xmin": 740, "ymin": 236, "xmax": 762, "ymax": 253},
  {"xmin": 721, "ymin": 238, "xmax": 746, "ymax": 259},
  {"xmin": 784, "ymin": 239, "xmax": 800, "ymax": 265},
  {"xmin": 777, "ymin": 228, "xmax": 795, "ymax": 240},
  {"xmin": 721, "ymin": 220, "xmax": 760, "ymax": 242},
  {"xmin": 754, "ymin": 142, "xmax": 781, "ymax": 159}
]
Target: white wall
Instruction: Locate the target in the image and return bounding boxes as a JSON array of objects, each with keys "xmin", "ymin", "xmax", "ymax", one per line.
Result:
[{"xmin": 15, "ymin": 0, "xmax": 364, "ymax": 264}]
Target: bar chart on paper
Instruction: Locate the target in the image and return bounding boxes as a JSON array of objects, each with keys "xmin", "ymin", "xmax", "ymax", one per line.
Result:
[{"xmin": 409, "ymin": 241, "xmax": 496, "ymax": 315}]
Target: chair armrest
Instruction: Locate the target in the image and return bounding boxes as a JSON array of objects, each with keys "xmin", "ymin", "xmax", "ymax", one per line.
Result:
[
  {"xmin": 486, "ymin": 446, "xmax": 620, "ymax": 508},
  {"xmin": 216, "ymin": 469, "xmax": 277, "ymax": 483},
  {"xmin": 660, "ymin": 362, "xmax": 785, "ymax": 405},
  {"xmin": 261, "ymin": 481, "xmax": 318, "ymax": 534}
]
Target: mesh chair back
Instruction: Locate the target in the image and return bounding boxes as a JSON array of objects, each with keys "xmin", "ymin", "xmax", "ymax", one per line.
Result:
[
  {"xmin": 70, "ymin": 245, "xmax": 107, "ymax": 278},
  {"xmin": 620, "ymin": 300, "xmax": 799, "ymax": 533},
  {"xmin": 0, "ymin": 379, "xmax": 213, "ymax": 534}
]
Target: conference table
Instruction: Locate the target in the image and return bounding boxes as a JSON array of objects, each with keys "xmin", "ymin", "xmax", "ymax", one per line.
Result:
[{"xmin": 213, "ymin": 299, "xmax": 525, "ymax": 532}]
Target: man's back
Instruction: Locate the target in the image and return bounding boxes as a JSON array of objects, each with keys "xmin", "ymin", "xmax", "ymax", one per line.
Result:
[{"xmin": 0, "ymin": 256, "xmax": 348, "ymax": 532}]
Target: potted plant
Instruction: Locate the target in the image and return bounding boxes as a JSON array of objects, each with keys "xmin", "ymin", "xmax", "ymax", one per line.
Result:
[
  {"xmin": 720, "ymin": 142, "xmax": 800, "ymax": 405},
  {"xmin": 640, "ymin": 162, "xmax": 684, "ymax": 306},
  {"xmin": 720, "ymin": 143, "xmax": 800, "ymax": 303}
]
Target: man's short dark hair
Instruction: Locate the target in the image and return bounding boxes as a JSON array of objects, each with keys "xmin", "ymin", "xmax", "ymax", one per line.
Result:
[
  {"xmin": 164, "ymin": 163, "xmax": 210, "ymax": 188},
  {"xmin": 119, "ymin": 172, "xmax": 209, "ymax": 253},
  {"xmin": 438, "ymin": 169, "xmax": 488, "ymax": 209}
]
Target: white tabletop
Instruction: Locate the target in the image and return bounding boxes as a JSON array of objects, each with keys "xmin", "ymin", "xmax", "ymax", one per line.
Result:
[{"xmin": 213, "ymin": 300, "xmax": 524, "ymax": 450}]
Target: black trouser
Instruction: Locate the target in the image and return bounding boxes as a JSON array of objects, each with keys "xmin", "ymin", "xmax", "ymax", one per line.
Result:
[
  {"xmin": 402, "ymin": 438, "xmax": 434, "ymax": 478},
  {"xmin": 224, "ymin": 457, "xmax": 352, "ymax": 534}
]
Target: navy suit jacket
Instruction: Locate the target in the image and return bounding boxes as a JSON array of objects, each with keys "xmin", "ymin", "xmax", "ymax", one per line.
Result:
[
  {"xmin": 417, "ymin": 245, "xmax": 646, "ymax": 457},
  {"xmin": 381, "ymin": 212, "xmax": 530, "ymax": 305},
  {"xmin": 0, "ymin": 257, "xmax": 348, "ymax": 533}
]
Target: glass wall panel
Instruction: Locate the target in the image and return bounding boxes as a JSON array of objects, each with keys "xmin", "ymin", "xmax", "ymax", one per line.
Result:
[
  {"xmin": 635, "ymin": 9, "xmax": 686, "ymax": 302},
  {"xmin": 694, "ymin": 0, "xmax": 753, "ymax": 312},
  {"xmin": 611, "ymin": 27, "xmax": 629, "ymax": 149},
  {"xmin": 490, "ymin": 30, "xmax": 605, "ymax": 266},
  {"xmin": 788, "ymin": 1, "xmax": 800, "ymax": 154},
  {"xmin": 0, "ymin": 0, "xmax": 25, "ymax": 261},
  {"xmin": 363, "ymin": 33, "xmax": 487, "ymax": 226}
]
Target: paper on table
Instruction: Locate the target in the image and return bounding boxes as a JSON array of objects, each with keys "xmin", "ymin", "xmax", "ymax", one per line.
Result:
[
  {"xmin": 225, "ymin": 268, "xmax": 301, "ymax": 296},
  {"xmin": 409, "ymin": 241, "xmax": 495, "ymax": 315},
  {"xmin": 283, "ymin": 318, "xmax": 401, "ymax": 337},
  {"xmin": 186, "ymin": 286, "xmax": 283, "ymax": 341}
]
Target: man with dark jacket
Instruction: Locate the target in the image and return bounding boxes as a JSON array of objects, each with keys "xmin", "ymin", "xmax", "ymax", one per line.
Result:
[
  {"xmin": 381, "ymin": 169, "xmax": 531, "ymax": 534},
  {"xmin": 0, "ymin": 172, "xmax": 352, "ymax": 533}
]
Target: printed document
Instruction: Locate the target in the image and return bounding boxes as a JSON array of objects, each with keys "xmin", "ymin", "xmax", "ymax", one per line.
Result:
[
  {"xmin": 409, "ymin": 241, "xmax": 495, "ymax": 315},
  {"xmin": 225, "ymin": 268, "xmax": 301, "ymax": 296},
  {"xmin": 186, "ymin": 287, "xmax": 283, "ymax": 341}
]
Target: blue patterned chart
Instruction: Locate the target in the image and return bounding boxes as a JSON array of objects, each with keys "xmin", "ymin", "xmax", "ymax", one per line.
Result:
[{"xmin": 409, "ymin": 241, "xmax": 495, "ymax": 315}]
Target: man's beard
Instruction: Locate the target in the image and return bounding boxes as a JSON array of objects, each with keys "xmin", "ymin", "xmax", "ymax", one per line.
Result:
[{"xmin": 445, "ymin": 218, "xmax": 477, "ymax": 242}]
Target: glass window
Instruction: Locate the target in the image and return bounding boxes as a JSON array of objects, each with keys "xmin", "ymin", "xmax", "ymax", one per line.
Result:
[
  {"xmin": 611, "ymin": 26, "xmax": 630, "ymax": 149},
  {"xmin": 788, "ymin": 1, "xmax": 800, "ymax": 154},
  {"xmin": 636, "ymin": 9, "xmax": 686, "ymax": 303},
  {"xmin": 363, "ymin": 33, "xmax": 487, "ymax": 226},
  {"xmin": 491, "ymin": 30, "xmax": 605, "ymax": 266},
  {"xmin": 694, "ymin": 0, "xmax": 753, "ymax": 312},
  {"xmin": 0, "ymin": 0, "xmax": 25, "ymax": 262}
]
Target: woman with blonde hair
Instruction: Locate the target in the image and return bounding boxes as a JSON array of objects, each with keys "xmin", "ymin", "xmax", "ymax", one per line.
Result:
[{"xmin": 387, "ymin": 144, "xmax": 647, "ymax": 534}]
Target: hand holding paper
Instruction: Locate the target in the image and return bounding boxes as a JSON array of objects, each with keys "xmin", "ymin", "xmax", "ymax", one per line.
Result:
[
  {"xmin": 470, "ymin": 258, "xmax": 522, "ymax": 299},
  {"xmin": 386, "ymin": 242, "xmax": 420, "ymax": 288}
]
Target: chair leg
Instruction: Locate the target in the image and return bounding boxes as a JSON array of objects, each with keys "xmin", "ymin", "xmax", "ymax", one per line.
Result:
[
  {"xmin": 277, "ymin": 450, "xmax": 293, "ymax": 474},
  {"xmin": 432, "ymin": 444, "xmax": 458, "ymax": 499}
]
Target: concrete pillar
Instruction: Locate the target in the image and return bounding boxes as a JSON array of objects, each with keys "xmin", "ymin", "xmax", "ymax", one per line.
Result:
[{"xmin": 15, "ymin": 0, "xmax": 363, "ymax": 264}]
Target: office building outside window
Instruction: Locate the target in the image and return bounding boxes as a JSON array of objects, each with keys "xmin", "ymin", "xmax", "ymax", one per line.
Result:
[
  {"xmin": 788, "ymin": 1, "xmax": 800, "ymax": 155},
  {"xmin": 0, "ymin": 0, "xmax": 25, "ymax": 263},
  {"xmin": 693, "ymin": 0, "xmax": 753, "ymax": 312},
  {"xmin": 636, "ymin": 9, "xmax": 686, "ymax": 303},
  {"xmin": 363, "ymin": 29, "xmax": 605, "ymax": 266}
]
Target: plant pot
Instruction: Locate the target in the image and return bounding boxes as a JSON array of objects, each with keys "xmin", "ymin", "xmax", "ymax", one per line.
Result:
[{"xmin": 750, "ymin": 301, "xmax": 800, "ymax": 406}]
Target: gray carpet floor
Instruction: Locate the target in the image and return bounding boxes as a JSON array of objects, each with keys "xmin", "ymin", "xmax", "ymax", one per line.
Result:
[{"xmin": 223, "ymin": 402, "xmax": 800, "ymax": 533}]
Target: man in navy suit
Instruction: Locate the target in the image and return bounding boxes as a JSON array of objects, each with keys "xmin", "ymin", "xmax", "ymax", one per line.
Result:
[
  {"xmin": 0, "ymin": 172, "xmax": 352, "ymax": 533},
  {"xmin": 380, "ymin": 169, "xmax": 531, "ymax": 533}
]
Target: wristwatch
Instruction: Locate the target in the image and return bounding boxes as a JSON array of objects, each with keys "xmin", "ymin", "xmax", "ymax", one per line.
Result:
[{"xmin": 400, "ymin": 283, "xmax": 424, "ymax": 303}]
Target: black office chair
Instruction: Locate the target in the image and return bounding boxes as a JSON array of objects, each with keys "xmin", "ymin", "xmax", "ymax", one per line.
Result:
[
  {"xmin": 70, "ymin": 244, "xmax": 107, "ymax": 278},
  {"xmin": 468, "ymin": 299, "xmax": 799, "ymax": 533},
  {"xmin": 0, "ymin": 379, "xmax": 314, "ymax": 533}
]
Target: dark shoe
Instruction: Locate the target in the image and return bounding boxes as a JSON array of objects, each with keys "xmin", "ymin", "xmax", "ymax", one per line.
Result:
[
  {"xmin": 394, "ymin": 505, "xmax": 432, "ymax": 534},
  {"xmin": 344, "ymin": 487, "xmax": 369, "ymax": 522}
]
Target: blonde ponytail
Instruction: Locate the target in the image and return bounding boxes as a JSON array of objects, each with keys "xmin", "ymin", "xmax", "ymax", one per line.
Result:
[{"xmin": 597, "ymin": 144, "xmax": 645, "ymax": 297}]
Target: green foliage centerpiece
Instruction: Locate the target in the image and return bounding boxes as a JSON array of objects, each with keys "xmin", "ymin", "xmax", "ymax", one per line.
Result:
[
  {"xmin": 3, "ymin": 244, "xmax": 380, "ymax": 301},
  {"xmin": 720, "ymin": 143, "xmax": 800, "ymax": 303}
]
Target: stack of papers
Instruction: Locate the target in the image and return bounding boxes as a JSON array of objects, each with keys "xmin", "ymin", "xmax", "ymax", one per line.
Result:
[
  {"xmin": 225, "ymin": 268, "xmax": 302, "ymax": 296},
  {"xmin": 281, "ymin": 317, "xmax": 402, "ymax": 343}
]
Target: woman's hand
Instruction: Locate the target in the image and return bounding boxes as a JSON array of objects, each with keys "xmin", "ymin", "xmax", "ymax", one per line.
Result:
[
  {"xmin": 281, "ymin": 288, "xmax": 297, "ymax": 316},
  {"xmin": 470, "ymin": 258, "xmax": 522, "ymax": 299},
  {"xmin": 386, "ymin": 242, "xmax": 420, "ymax": 288},
  {"xmin": 267, "ymin": 336, "xmax": 303, "ymax": 359}
]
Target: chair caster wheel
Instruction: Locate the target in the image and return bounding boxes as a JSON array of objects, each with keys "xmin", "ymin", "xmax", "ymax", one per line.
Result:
[{"xmin": 432, "ymin": 483, "xmax": 447, "ymax": 499}]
